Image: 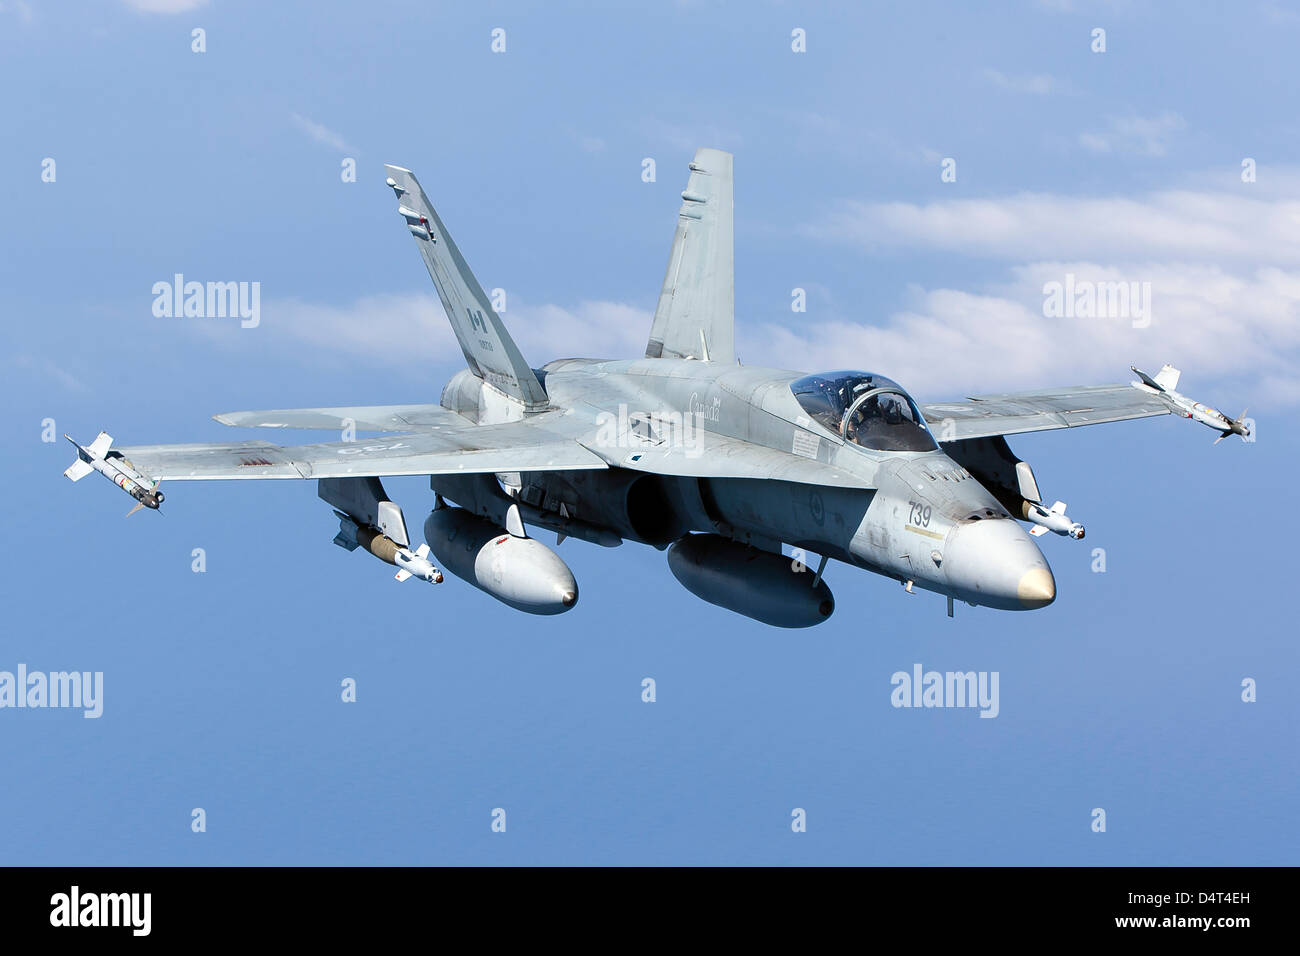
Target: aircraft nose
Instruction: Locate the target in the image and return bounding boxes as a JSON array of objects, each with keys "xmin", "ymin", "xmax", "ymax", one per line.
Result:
[{"xmin": 943, "ymin": 518, "xmax": 1056, "ymax": 610}]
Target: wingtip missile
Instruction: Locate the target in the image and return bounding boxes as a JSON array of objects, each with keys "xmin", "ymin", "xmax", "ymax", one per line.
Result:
[
  {"xmin": 64, "ymin": 433, "xmax": 164, "ymax": 512},
  {"xmin": 1185, "ymin": 401, "xmax": 1250, "ymax": 443},
  {"xmin": 1131, "ymin": 365, "xmax": 1251, "ymax": 444}
]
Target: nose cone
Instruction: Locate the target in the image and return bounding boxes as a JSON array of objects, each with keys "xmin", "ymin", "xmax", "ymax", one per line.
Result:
[
  {"xmin": 944, "ymin": 519, "xmax": 1056, "ymax": 610},
  {"xmin": 1015, "ymin": 567, "xmax": 1056, "ymax": 609}
]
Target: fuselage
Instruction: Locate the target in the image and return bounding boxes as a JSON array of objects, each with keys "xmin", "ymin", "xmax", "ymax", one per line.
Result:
[{"xmin": 434, "ymin": 357, "xmax": 1056, "ymax": 611}]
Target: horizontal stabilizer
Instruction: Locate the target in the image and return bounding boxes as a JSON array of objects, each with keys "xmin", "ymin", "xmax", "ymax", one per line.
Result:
[{"xmin": 63, "ymin": 459, "xmax": 93, "ymax": 482}]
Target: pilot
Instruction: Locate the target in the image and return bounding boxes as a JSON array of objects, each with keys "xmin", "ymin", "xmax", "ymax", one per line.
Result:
[
  {"xmin": 883, "ymin": 395, "xmax": 904, "ymax": 426},
  {"xmin": 845, "ymin": 398, "xmax": 876, "ymax": 444}
]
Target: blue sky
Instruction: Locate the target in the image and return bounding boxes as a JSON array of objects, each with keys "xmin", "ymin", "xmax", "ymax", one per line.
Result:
[{"xmin": 0, "ymin": 0, "xmax": 1295, "ymax": 864}]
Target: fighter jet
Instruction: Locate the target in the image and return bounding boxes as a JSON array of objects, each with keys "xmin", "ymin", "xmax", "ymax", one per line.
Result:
[{"xmin": 64, "ymin": 150, "xmax": 1249, "ymax": 625}]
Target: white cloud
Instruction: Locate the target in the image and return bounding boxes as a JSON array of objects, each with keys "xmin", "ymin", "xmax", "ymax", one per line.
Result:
[
  {"xmin": 741, "ymin": 263, "xmax": 1300, "ymax": 407},
  {"xmin": 778, "ymin": 176, "xmax": 1300, "ymax": 407},
  {"xmin": 194, "ymin": 293, "xmax": 650, "ymax": 372},
  {"xmin": 0, "ymin": 1, "xmax": 33, "ymax": 22},
  {"xmin": 289, "ymin": 112, "xmax": 356, "ymax": 155},
  {"xmin": 1034, "ymin": 0, "xmax": 1138, "ymax": 13},
  {"xmin": 1079, "ymin": 112, "xmax": 1185, "ymax": 157},
  {"xmin": 983, "ymin": 69, "xmax": 1055, "ymax": 95},
  {"xmin": 807, "ymin": 186, "xmax": 1300, "ymax": 263},
  {"xmin": 120, "ymin": 0, "xmax": 207, "ymax": 12}
]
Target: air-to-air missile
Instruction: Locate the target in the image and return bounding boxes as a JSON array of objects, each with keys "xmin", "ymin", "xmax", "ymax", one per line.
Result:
[
  {"xmin": 1024, "ymin": 501, "xmax": 1085, "ymax": 539},
  {"xmin": 332, "ymin": 512, "xmax": 443, "ymax": 584},
  {"xmin": 1132, "ymin": 365, "xmax": 1251, "ymax": 443},
  {"xmin": 63, "ymin": 433, "xmax": 164, "ymax": 515}
]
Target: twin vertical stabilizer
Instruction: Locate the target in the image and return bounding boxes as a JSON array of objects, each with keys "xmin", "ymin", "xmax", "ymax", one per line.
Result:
[{"xmin": 385, "ymin": 164, "xmax": 549, "ymax": 411}]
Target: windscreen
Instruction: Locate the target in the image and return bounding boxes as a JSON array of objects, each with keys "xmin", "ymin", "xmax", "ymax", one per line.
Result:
[{"xmin": 791, "ymin": 371, "xmax": 937, "ymax": 452}]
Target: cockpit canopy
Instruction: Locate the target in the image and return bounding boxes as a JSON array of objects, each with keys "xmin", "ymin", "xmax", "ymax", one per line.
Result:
[{"xmin": 791, "ymin": 370, "xmax": 938, "ymax": 452}]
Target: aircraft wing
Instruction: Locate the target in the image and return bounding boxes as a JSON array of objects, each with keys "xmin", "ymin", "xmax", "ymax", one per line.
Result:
[
  {"xmin": 213, "ymin": 404, "xmax": 469, "ymax": 432},
  {"xmin": 921, "ymin": 383, "xmax": 1171, "ymax": 442},
  {"xmin": 114, "ymin": 420, "xmax": 608, "ymax": 481}
]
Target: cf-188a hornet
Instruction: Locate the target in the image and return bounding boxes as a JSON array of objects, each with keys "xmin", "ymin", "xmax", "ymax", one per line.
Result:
[{"xmin": 65, "ymin": 150, "xmax": 1249, "ymax": 626}]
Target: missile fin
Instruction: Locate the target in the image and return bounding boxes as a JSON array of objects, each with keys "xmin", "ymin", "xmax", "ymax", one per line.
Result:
[
  {"xmin": 1154, "ymin": 364, "xmax": 1181, "ymax": 391},
  {"xmin": 87, "ymin": 432, "xmax": 113, "ymax": 457},
  {"xmin": 1130, "ymin": 366, "xmax": 1164, "ymax": 391}
]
